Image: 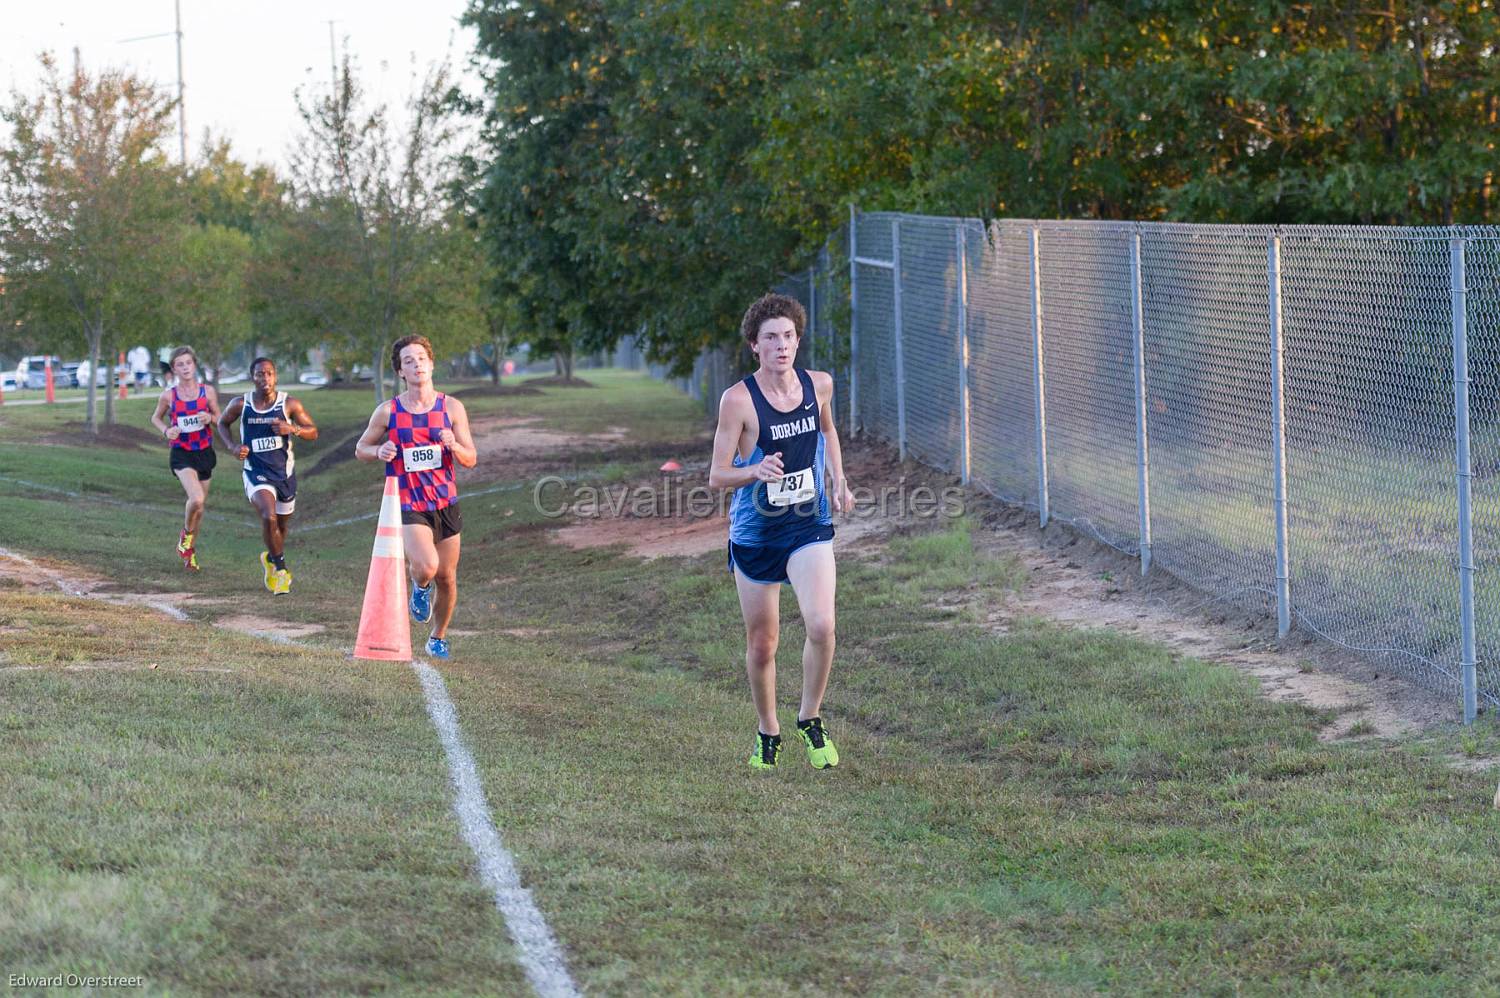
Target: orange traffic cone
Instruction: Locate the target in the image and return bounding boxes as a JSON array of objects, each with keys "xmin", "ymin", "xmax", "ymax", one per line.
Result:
[{"xmin": 354, "ymin": 476, "xmax": 412, "ymax": 661}]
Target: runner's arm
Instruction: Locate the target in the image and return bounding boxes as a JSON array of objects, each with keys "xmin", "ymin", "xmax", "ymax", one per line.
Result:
[
  {"xmin": 441, "ymin": 398, "xmax": 478, "ymax": 468},
  {"xmin": 150, "ymin": 390, "xmax": 175, "ymax": 439},
  {"xmin": 278, "ymin": 398, "xmax": 319, "ymax": 442},
  {"xmin": 814, "ymin": 371, "xmax": 854, "ymax": 514},
  {"xmin": 216, "ymin": 395, "xmax": 245, "ymax": 455},
  {"xmin": 202, "ymin": 387, "xmax": 225, "ymax": 450},
  {"xmin": 708, "ymin": 386, "xmax": 780, "ymax": 490},
  {"xmin": 354, "ymin": 403, "xmax": 397, "ymax": 462}
]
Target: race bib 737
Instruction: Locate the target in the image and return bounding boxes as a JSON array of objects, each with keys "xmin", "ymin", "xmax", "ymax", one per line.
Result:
[{"xmin": 767, "ymin": 467, "xmax": 817, "ymax": 507}]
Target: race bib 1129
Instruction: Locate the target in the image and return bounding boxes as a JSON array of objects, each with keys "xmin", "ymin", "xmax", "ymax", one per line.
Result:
[{"xmin": 251, "ymin": 435, "xmax": 283, "ymax": 454}]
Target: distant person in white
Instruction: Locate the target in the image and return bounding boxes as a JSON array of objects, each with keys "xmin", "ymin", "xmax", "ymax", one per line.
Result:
[{"xmin": 128, "ymin": 345, "xmax": 152, "ymax": 392}]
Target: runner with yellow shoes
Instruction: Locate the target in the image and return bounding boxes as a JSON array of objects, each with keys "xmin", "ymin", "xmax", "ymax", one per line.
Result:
[{"xmin": 217, "ymin": 358, "xmax": 318, "ymax": 594}]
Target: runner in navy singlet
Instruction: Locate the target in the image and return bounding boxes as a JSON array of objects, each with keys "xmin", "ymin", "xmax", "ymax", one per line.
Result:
[
  {"xmin": 709, "ymin": 293, "xmax": 855, "ymax": 771},
  {"xmin": 218, "ymin": 358, "xmax": 318, "ymax": 595},
  {"xmin": 355, "ymin": 335, "xmax": 478, "ymax": 659},
  {"xmin": 149, "ymin": 346, "xmax": 223, "ymax": 571}
]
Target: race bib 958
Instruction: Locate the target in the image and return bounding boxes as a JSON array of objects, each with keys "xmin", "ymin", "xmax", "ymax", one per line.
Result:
[{"xmin": 402, "ymin": 443, "xmax": 443, "ymax": 472}]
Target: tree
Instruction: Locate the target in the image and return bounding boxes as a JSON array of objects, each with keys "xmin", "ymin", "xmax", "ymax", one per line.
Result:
[
  {"xmin": 0, "ymin": 52, "xmax": 183, "ymax": 431},
  {"xmin": 261, "ymin": 53, "xmax": 471, "ymax": 401},
  {"xmin": 166, "ymin": 222, "xmax": 254, "ymax": 390},
  {"xmin": 463, "ymin": 0, "xmax": 647, "ymax": 380}
]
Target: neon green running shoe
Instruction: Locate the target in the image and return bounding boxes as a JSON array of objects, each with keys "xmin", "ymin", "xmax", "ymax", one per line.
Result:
[
  {"xmin": 796, "ymin": 716, "xmax": 839, "ymax": 769},
  {"xmin": 259, "ymin": 551, "xmax": 276, "ymax": 592},
  {"xmin": 749, "ymin": 730, "xmax": 782, "ymax": 770}
]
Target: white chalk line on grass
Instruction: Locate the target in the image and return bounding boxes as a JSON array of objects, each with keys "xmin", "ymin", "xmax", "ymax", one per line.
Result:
[
  {"xmin": 2, "ymin": 544, "xmax": 579, "ymax": 996},
  {"xmin": 413, "ymin": 659, "xmax": 580, "ymax": 998}
]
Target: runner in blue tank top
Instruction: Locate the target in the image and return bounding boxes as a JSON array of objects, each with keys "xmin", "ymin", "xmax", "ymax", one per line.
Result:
[
  {"xmin": 218, "ymin": 358, "xmax": 318, "ymax": 594},
  {"xmin": 710, "ymin": 293, "xmax": 854, "ymax": 772}
]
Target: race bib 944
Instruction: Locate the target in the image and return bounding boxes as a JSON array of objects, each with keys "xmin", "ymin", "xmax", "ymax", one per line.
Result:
[
  {"xmin": 176, "ymin": 413, "xmax": 206, "ymax": 433},
  {"xmin": 767, "ymin": 467, "xmax": 817, "ymax": 507},
  {"xmin": 402, "ymin": 443, "xmax": 443, "ymax": 472}
]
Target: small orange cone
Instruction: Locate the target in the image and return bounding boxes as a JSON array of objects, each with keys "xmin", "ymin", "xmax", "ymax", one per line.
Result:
[
  {"xmin": 354, "ymin": 476, "xmax": 412, "ymax": 661},
  {"xmin": 659, "ymin": 460, "xmax": 682, "ymax": 472}
]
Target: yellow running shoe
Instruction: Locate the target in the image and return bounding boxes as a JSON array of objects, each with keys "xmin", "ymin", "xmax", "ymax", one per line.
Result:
[
  {"xmin": 273, "ymin": 568, "xmax": 292, "ymax": 595},
  {"xmin": 796, "ymin": 716, "xmax": 839, "ymax": 769},
  {"xmin": 178, "ymin": 531, "xmax": 198, "ymax": 571},
  {"xmin": 259, "ymin": 551, "xmax": 276, "ymax": 592},
  {"xmin": 748, "ymin": 730, "xmax": 782, "ymax": 770}
]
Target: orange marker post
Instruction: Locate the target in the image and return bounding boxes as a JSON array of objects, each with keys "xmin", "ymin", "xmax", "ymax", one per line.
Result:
[
  {"xmin": 354, "ymin": 476, "xmax": 412, "ymax": 661},
  {"xmin": 44, "ymin": 356, "xmax": 54, "ymax": 404}
]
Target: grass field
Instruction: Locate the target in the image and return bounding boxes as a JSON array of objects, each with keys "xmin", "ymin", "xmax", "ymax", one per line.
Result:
[{"xmin": 5, "ymin": 370, "xmax": 1500, "ymax": 995}]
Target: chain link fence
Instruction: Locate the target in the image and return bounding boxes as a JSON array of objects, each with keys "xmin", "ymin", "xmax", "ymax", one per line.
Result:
[{"xmin": 617, "ymin": 211, "xmax": 1500, "ymax": 721}]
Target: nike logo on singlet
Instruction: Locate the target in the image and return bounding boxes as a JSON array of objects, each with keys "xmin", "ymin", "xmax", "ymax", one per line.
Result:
[{"xmin": 769, "ymin": 414, "xmax": 816, "ymax": 441}]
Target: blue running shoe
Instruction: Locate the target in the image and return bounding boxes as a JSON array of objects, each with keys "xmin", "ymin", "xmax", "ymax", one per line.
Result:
[
  {"xmin": 409, "ymin": 580, "xmax": 434, "ymax": 623},
  {"xmin": 426, "ymin": 634, "xmax": 450, "ymax": 660}
]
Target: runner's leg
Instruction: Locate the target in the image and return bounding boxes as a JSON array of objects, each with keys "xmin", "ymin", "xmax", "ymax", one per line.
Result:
[
  {"xmin": 430, "ymin": 532, "xmax": 461, "ymax": 639},
  {"xmin": 786, "ymin": 542, "xmax": 836, "ymax": 722},
  {"xmin": 251, "ymin": 490, "xmax": 282, "ymax": 557},
  {"xmin": 734, "ymin": 568, "xmax": 782, "ymax": 735},
  {"xmin": 403, "ymin": 522, "xmax": 439, "ymax": 590},
  {"xmin": 176, "ymin": 468, "xmax": 207, "ymax": 535}
]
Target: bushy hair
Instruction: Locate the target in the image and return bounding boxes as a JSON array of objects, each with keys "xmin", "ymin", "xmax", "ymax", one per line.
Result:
[
  {"xmin": 739, "ymin": 293, "xmax": 806, "ymax": 346},
  {"xmin": 391, "ymin": 335, "xmax": 434, "ymax": 375},
  {"xmin": 168, "ymin": 346, "xmax": 197, "ymax": 367}
]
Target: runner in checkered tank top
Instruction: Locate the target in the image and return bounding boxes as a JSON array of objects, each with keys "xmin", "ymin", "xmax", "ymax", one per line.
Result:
[
  {"xmin": 150, "ymin": 346, "xmax": 225, "ymax": 572},
  {"xmin": 355, "ymin": 335, "xmax": 478, "ymax": 660}
]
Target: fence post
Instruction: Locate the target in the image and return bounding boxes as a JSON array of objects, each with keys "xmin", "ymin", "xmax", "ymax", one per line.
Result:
[
  {"xmin": 1268, "ymin": 232, "xmax": 1292, "ymax": 638},
  {"xmin": 807, "ymin": 266, "xmax": 818, "ymax": 369},
  {"xmin": 848, "ymin": 204, "xmax": 859, "ymax": 437},
  {"xmin": 1130, "ymin": 228, "xmax": 1152, "ymax": 575},
  {"xmin": 1030, "ymin": 224, "xmax": 1050, "ymax": 526},
  {"xmin": 1452, "ymin": 235, "xmax": 1478, "ymax": 724},
  {"xmin": 892, "ymin": 217, "xmax": 908, "ymax": 461},
  {"xmin": 956, "ymin": 221, "xmax": 972, "ymax": 485}
]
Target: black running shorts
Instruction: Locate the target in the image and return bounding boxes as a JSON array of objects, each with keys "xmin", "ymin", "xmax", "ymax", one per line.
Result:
[
  {"xmin": 402, "ymin": 502, "xmax": 462, "ymax": 541},
  {"xmin": 169, "ymin": 447, "xmax": 217, "ymax": 481}
]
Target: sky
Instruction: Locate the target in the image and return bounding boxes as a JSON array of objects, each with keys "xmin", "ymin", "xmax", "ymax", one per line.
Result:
[{"xmin": 1, "ymin": 0, "xmax": 482, "ymax": 172}]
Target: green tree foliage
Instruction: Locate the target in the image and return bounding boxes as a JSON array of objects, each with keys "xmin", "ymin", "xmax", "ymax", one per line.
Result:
[
  {"xmin": 261, "ymin": 54, "xmax": 471, "ymax": 400},
  {"xmin": 165, "ymin": 222, "xmax": 254, "ymax": 389},
  {"xmin": 0, "ymin": 53, "xmax": 183, "ymax": 431},
  {"xmin": 464, "ymin": 1, "xmax": 1499, "ymax": 369}
]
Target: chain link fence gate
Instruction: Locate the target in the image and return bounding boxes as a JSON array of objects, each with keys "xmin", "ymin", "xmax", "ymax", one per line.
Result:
[{"xmin": 617, "ymin": 211, "xmax": 1500, "ymax": 723}]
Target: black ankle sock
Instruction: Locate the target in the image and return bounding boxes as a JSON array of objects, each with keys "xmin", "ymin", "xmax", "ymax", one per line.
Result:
[
  {"xmin": 797, "ymin": 716, "xmax": 821, "ymax": 729},
  {"xmin": 271, "ymin": 553, "xmax": 286, "ymax": 570}
]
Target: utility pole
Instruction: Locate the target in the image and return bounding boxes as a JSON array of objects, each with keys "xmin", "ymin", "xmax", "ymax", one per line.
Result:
[
  {"xmin": 119, "ymin": 0, "xmax": 187, "ymax": 164},
  {"xmin": 328, "ymin": 21, "xmax": 339, "ymax": 92}
]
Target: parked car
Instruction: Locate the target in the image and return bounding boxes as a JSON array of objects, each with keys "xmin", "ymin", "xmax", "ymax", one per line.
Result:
[
  {"xmin": 16, "ymin": 355, "xmax": 62, "ymax": 390},
  {"xmin": 298, "ymin": 370, "xmax": 329, "ymax": 386},
  {"xmin": 0, "ymin": 371, "xmax": 18, "ymax": 393}
]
